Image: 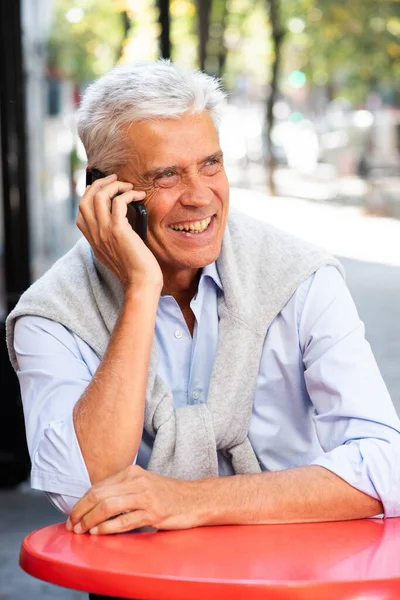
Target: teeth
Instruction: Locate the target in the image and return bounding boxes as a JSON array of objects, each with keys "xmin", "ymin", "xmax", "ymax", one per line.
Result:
[{"xmin": 170, "ymin": 217, "xmax": 211, "ymax": 233}]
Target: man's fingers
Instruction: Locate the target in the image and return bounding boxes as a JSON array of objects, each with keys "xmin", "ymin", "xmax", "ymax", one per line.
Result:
[
  {"xmin": 82, "ymin": 180, "xmax": 132, "ymax": 220},
  {"xmin": 93, "ymin": 179, "xmax": 133, "ymax": 202},
  {"xmin": 80, "ymin": 173, "xmax": 117, "ymax": 203},
  {"xmin": 90, "ymin": 510, "xmax": 150, "ymax": 535},
  {"xmin": 69, "ymin": 486, "xmax": 115, "ymax": 526},
  {"xmin": 75, "ymin": 492, "xmax": 144, "ymax": 533},
  {"xmin": 76, "ymin": 210, "xmax": 95, "ymax": 247},
  {"xmin": 110, "ymin": 191, "xmax": 146, "ymax": 224},
  {"xmin": 69, "ymin": 468, "xmax": 144, "ymax": 526},
  {"xmin": 76, "ymin": 211, "xmax": 86, "ymax": 234},
  {"xmin": 86, "ymin": 173, "xmax": 117, "ymax": 193},
  {"xmin": 86, "ymin": 182, "xmax": 146, "ymax": 236},
  {"xmin": 93, "ymin": 189, "xmax": 131, "ymax": 233}
]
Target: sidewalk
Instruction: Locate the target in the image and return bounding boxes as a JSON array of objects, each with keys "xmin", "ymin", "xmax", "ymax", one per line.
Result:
[
  {"xmin": 1, "ymin": 188, "xmax": 400, "ymax": 600},
  {"xmin": 227, "ymin": 162, "xmax": 400, "ymax": 219},
  {"xmin": 0, "ymin": 483, "xmax": 85, "ymax": 600},
  {"xmin": 230, "ymin": 187, "xmax": 400, "ymax": 267}
]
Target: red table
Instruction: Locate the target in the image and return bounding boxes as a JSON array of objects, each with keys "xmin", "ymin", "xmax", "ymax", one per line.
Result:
[{"xmin": 20, "ymin": 518, "xmax": 400, "ymax": 599}]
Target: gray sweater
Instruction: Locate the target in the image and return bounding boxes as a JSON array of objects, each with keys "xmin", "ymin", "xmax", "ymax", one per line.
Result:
[{"xmin": 6, "ymin": 209, "xmax": 343, "ymax": 479}]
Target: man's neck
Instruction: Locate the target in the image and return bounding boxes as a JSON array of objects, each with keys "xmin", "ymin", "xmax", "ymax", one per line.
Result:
[
  {"xmin": 161, "ymin": 267, "xmax": 201, "ymax": 307},
  {"xmin": 161, "ymin": 268, "xmax": 201, "ymax": 336}
]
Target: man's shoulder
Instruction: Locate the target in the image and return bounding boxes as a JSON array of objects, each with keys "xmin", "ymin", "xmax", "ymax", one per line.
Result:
[
  {"xmin": 227, "ymin": 208, "xmax": 326, "ymax": 256},
  {"xmin": 10, "ymin": 238, "xmax": 92, "ymax": 315},
  {"xmin": 217, "ymin": 209, "xmax": 344, "ymax": 333},
  {"xmin": 226, "ymin": 208, "xmax": 341, "ymax": 272},
  {"xmin": 6, "ymin": 238, "xmax": 107, "ymax": 371}
]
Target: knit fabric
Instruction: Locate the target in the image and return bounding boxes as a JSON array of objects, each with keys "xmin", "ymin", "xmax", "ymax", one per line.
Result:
[{"xmin": 6, "ymin": 208, "xmax": 343, "ymax": 479}]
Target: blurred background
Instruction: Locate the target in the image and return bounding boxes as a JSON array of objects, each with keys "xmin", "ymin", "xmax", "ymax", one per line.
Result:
[{"xmin": 0, "ymin": 1, "xmax": 399, "ymax": 598}]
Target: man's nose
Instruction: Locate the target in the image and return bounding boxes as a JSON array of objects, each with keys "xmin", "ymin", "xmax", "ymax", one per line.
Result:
[{"xmin": 179, "ymin": 173, "xmax": 213, "ymax": 206}]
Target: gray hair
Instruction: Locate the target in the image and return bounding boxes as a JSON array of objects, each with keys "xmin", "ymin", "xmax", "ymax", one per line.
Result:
[{"xmin": 77, "ymin": 59, "xmax": 227, "ymax": 174}]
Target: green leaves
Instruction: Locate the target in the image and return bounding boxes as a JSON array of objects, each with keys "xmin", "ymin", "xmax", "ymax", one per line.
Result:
[{"xmin": 47, "ymin": 0, "xmax": 129, "ymax": 84}]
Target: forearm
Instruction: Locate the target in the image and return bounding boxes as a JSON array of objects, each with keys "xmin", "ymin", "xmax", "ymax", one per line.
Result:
[
  {"xmin": 73, "ymin": 283, "xmax": 161, "ymax": 484},
  {"xmin": 194, "ymin": 465, "xmax": 383, "ymax": 526}
]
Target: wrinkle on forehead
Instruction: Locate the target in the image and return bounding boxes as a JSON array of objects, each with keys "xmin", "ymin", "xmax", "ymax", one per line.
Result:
[{"xmin": 122, "ymin": 111, "xmax": 218, "ymax": 156}]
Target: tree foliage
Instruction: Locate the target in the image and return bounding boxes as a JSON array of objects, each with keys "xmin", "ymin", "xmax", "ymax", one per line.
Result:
[
  {"xmin": 47, "ymin": 0, "xmax": 400, "ymax": 105},
  {"xmin": 47, "ymin": 0, "xmax": 129, "ymax": 84},
  {"xmin": 277, "ymin": 0, "xmax": 400, "ymax": 104}
]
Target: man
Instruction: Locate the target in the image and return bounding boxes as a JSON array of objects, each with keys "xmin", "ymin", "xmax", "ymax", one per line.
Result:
[{"xmin": 6, "ymin": 60, "xmax": 400, "ymax": 538}]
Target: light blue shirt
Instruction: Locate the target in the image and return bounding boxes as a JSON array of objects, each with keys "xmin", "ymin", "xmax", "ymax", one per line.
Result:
[{"xmin": 13, "ymin": 264, "xmax": 400, "ymax": 517}]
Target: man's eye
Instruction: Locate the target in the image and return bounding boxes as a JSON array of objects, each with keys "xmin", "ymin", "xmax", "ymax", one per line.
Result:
[
  {"xmin": 157, "ymin": 170, "xmax": 178, "ymax": 180},
  {"xmin": 202, "ymin": 159, "xmax": 221, "ymax": 175},
  {"xmin": 155, "ymin": 171, "xmax": 180, "ymax": 188}
]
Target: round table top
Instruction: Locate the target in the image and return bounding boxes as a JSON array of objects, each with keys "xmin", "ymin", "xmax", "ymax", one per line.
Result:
[{"xmin": 20, "ymin": 518, "xmax": 400, "ymax": 599}]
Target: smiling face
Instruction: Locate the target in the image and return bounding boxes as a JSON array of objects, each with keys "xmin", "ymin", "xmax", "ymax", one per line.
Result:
[{"xmin": 117, "ymin": 111, "xmax": 229, "ymax": 281}]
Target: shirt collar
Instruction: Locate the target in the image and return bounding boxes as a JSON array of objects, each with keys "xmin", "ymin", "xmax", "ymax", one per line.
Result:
[{"xmin": 201, "ymin": 261, "xmax": 223, "ymax": 292}]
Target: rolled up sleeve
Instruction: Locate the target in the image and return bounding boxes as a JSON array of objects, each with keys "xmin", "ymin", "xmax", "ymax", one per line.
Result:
[
  {"xmin": 300, "ymin": 266, "xmax": 400, "ymax": 517},
  {"xmin": 14, "ymin": 316, "xmax": 95, "ymax": 514}
]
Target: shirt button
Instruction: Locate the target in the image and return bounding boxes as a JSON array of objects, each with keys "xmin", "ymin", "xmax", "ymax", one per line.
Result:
[
  {"xmin": 192, "ymin": 390, "xmax": 200, "ymax": 400},
  {"xmin": 174, "ymin": 330, "xmax": 183, "ymax": 339}
]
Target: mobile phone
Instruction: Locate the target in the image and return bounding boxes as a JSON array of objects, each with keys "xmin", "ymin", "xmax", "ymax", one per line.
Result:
[{"xmin": 86, "ymin": 168, "xmax": 147, "ymax": 242}]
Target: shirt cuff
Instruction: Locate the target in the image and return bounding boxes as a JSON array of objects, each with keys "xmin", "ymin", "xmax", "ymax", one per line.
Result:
[
  {"xmin": 311, "ymin": 439, "xmax": 400, "ymax": 518},
  {"xmin": 30, "ymin": 469, "xmax": 90, "ymax": 498},
  {"xmin": 30, "ymin": 412, "xmax": 91, "ymax": 500},
  {"xmin": 45, "ymin": 491, "xmax": 82, "ymax": 516}
]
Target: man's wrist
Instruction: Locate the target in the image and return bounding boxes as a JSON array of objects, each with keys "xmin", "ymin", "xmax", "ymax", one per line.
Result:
[
  {"xmin": 124, "ymin": 280, "xmax": 162, "ymax": 305},
  {"xmin": 187, "ymin": 476, "xmax": 240, "ymax": 528}
]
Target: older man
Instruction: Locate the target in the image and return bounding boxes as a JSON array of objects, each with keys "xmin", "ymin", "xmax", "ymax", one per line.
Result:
[{"xmin": 6, "ymin": 60, "xmax": 400, "ymax": 537}]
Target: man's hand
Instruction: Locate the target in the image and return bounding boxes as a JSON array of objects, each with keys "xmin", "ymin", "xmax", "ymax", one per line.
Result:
[
  {"xmin": 77, "ymin": 173, "xmax": 162, "ymax": 291},
  {"xmin": 66, "ymin": 466, "xmax": 202, "ymax": 535}
]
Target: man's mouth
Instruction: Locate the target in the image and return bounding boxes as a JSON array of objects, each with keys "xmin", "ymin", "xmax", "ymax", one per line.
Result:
[{"xmin": 169, "ymin": 216, "xmax": 212, "ymax": 234}]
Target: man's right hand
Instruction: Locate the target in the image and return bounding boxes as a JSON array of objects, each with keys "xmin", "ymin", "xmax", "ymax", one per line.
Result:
[{"xmin": 77, "ymin": 173, "xmax": 163, "ymax": 292}]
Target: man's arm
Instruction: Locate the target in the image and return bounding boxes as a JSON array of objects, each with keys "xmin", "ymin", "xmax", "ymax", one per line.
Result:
[
  {"xmin": 73, "ymin": 174, "xmax": 163, "ymax": 484},
  {"xmin": 72, "ymin": 283, "xmax": 160, "ymax": 484},
  {"xmin": 195, "ymin": 466, "xmax": 383, "ymax": 526},
  {"xmin": 299, "ymin": 266, "xmax": 400, "ymax": 516},
  {"xmin": 67, "ymin": 463, "xmax": 382, "ymax": 534},
  {"xmin": 14, "ymin": 308, "xmax": 159, "ymax": 513}
]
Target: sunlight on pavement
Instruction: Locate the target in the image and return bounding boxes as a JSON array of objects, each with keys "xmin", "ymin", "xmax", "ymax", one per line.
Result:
[{"xmin": 230, "ymin": 188, "xmax": 400, "ymax": 267}]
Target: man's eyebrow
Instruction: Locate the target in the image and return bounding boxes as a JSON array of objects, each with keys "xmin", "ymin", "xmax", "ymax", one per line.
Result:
[
  {"xmin": 143, "ymin": 165, "xmax": 179, "ymax": 180},
  {"xmin": 199, "ymin": 151, "xmax": 224, "ymax": 164},
  {"xmin": 143, "ymin": 151, "xmax": 224, "ymax": 181}
]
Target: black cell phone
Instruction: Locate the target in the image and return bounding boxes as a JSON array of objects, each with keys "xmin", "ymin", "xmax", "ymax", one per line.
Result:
[{"xmin": 86, "ymin": 168, "xmax": 147, "ymax": 242}]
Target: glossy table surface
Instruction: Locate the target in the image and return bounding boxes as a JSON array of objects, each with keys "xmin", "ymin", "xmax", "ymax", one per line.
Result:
[{"xmin": 20, "ymin": 518, "xmax": 400, "ymax": 599}]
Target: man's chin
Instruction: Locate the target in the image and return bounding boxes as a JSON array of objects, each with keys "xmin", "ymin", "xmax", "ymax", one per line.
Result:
[
  {"xmin": 159, "ymin": 249, "xmax": 220, "ymax": 273},
  {"xmin": 150, "ymin": 234, "xmax": 223, "ymax": 273},
  {"xmin": 176, "ymin": 255, "xmax": 219, "ymax": 270}
]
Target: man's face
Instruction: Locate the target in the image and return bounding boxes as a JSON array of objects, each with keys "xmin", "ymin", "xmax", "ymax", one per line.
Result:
[{"xmin": 118, "ymin": 112, "xmax": 229, "ymax": 275}]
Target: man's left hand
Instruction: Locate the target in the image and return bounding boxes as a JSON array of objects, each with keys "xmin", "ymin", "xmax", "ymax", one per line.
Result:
[{"xmin": 66, "ymin": 465, "xmax": 203, "ymax": 535}]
